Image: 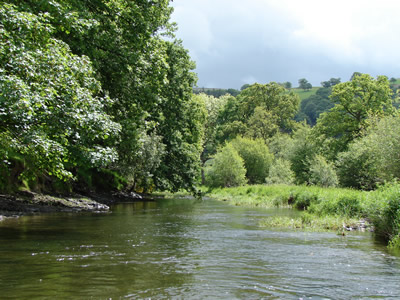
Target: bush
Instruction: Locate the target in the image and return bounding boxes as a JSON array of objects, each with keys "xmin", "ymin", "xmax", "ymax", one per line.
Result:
[
  {"xmin": 205, "ymin": 143, "xmax": 247, "ymax": 188},
  {"xmin": 367, "ymin": 183, "xmax": 400, "ymax": 246},
  {"xmin": 230, "ymin": 137, "xmax": 273, "ymax": 184},
  {"xmin": 288, "ymin": 124, "xmax": 316, "ymax": 184},
  {"xmin": 337, "ymin": 115, "xmax": 400, "ymax": 190},
  {"xmin": 308, "ymin": 155, "xmax": 338, "ymax": 187},
  {"xmin": 266, "ymin": 158, "xmax": 295, "ymax": 185},
  {"xmin": 336, "ymin": 138, "xmax": 379, "ymax": 190}
]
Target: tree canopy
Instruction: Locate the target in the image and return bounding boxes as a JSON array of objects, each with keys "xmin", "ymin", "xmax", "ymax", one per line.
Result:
[
  {"xmin": 0, "ymin": 1, "xmax": 204, "ymax": 194},
  {"xmin": 313, "ymin": 74, "xmax": 394, "ymax": 158}
]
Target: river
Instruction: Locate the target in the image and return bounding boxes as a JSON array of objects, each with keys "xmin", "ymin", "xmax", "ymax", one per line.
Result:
[{"xmin": 0, "ymin": 197, "xmax": 399, "ymax": 299}]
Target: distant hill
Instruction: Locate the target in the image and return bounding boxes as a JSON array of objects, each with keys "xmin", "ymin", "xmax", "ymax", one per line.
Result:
[{"xmin": 292, "ymin": 87, "xmax": 320, "ymax": 100}]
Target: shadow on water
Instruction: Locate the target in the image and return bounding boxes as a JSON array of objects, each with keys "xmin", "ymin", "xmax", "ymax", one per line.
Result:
[{"xmin": 0, "ymin": 197, "xmax": 399, "ymax": 299}]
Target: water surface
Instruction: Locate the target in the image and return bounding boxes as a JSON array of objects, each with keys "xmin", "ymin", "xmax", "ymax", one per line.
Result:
[{"xmin": 0, "ymin": 198, "xmax": 399, "ymax": 299}]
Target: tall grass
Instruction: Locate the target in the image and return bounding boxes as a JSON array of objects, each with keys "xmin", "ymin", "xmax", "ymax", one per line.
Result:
[{"xmin": 207, "ymin": 183, "xmax": 400, "ymax": 250}]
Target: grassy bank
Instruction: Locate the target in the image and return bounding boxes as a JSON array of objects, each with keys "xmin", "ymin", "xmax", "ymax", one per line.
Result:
[{"xmin": 207, "ymin": 183, "xmax": 400, "ymax": 251}]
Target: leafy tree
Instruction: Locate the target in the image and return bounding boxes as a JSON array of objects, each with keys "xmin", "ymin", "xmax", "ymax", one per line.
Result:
[
  {"xmin": 230, "ymin": 137, "xmax": 274, "ymax": 184},
  {"xmin": 10, "ymin": 0, "xmax": 204, "ymax": 193},
  {"xmin": 313, "ymin": 74, "xmax": 394, "ymax": 158},
  {"xmin": 295, "ymin": 91, "xmax": 333, "ymax": 126},
  {"xmin": 195, "ymin": 93, "xmax": 227, "ymax": 164},
  {"xmin": 246, "ymin": 107, "xmax": 279, "ymax": 140},
  {"xmin": 205, "ymin": 143, "xmax": 247, "ymax": 188},
  {"xmin": 308, "ymin": 155, "xmax": 338, "ymax": 187},
  {"xmin": 0, "ymin": 4, "xmax": 120, "ymax": 190},
  {"xmin": 266, "ymin": 159, "xmax": 295, "ymax": 185},
  {"xmin": 350, "ymin": 72, "xmax": 362, "ymax": 81},
  {"xmin": 267, "ymin": 133, "xmax": 293, "ymax": 160},
  {"xmin": 321, "ymin": 78, "xmax": 341, "ymax": 88},
  {"xmin": 236, "ymin": 82, "xmax": 300, "ymax": 133},
  {"xmin": 283, "ymin": 82, "xmax": 292, "ymax": 89},
  {"xmin": 337, "ymin": 115, "xmax": 400, "ymax": 189},
  {"xmin": 288, "ymin": 124, "xmax": 316, "ymax": 184},
  {"xmin": 240, "ymin": 84, "xmax": 251, "ymax": 91},
  {"xmin": 298, "ymin": 78, "xmax": 312, "ymax": 90}
]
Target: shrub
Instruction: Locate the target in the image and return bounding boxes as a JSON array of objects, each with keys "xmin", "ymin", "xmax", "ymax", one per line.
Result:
[
  {"xmin": 308, "ymin": 155, "xmax": 338, "ymax": 187},
  {"xmin": 266, "ymin": 158, "xmax": 295, "ymax": 185},
  {"xmin": 288, "ymin": 124, "xmax": 316, "ymax": 184},
  {"xmin": 205, "ymin": 143, "xmax": 247, "ymax": 188},
  {"xmin": 230, "ymin": 137, "xmax": 273, "ymax": 184},
  {"xmin": 366, "ymin": 182, "xmax": 400, "ymax": 249}
]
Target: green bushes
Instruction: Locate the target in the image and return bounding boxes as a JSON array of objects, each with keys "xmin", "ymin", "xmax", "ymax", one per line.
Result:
[
  {"xmin": 208, "ymin": 183, "xmax": 400, "ymax": 250},
  {"xmin": 308, "ymin": 155, "xmax": 338, "ymax": 187},
  {"xmin": 205, "ymin": 144, "xmax": 247, "ymax": 188},
  {"xmin": 266, "ymin": 158, "xmax": 295, "ymax": 185},
  {"xmin": 205, "ymin": 137, "xmax": 272, "ymax": 187},
  {"xmin": 365, "ymin": 183, "xmax": 400, "ymax": 248},
  {"xmin": 230, "ymin": 137, "xmax": 273, "ymax": 184}
]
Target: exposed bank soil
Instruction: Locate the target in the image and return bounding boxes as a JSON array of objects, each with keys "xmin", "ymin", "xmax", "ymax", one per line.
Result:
[{"xmin": 0, "ymin": 191, "xmax": 154, "ymax": 221}]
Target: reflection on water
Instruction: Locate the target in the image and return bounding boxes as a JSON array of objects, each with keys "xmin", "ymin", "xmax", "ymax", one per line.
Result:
[{"xmin": 0, "ymin": 198, "xmax": 399, "ymax": 299}]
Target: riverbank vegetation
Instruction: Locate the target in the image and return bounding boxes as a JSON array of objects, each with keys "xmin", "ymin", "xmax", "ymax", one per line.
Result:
[
  {"xmin": 207, "ymin": 183, "xmax": 400, "ymax": 251},
  {"xmin": 199, "ymin": 74, "xmax": 400, "ymax": 250},
  {"xmin": 2, "ymin": 1, "xmax": 400, "ymax": 250},
  {"xmin": 0, "ymin": 1, "xmax": 205, "ymax": 196}
]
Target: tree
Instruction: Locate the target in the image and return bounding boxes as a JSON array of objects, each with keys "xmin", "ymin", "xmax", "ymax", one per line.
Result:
[
  {"xmin": 0, "ymin": 4, "xmax": 120, "ymax": 190},
  {"xmin": 337, "ymin": 115, "xmax": 400, "ymax": 189},
  {"xmin": 283, "ymin": 82, "xmax": 292, "ymax": 89},
  {"xmin": 313, "ymin": 74, "xmax": 394, "ymax": 158},
  {"xmin": 288, "ymin": 124, "xmax": 316, "ymax": 184},
  {"xmin": 205, "ymin": 143, "xmax": 247, "ymax": 188},
  {"xmin": 230, "ymin": 137, "xmax": 274, "ymax": 184},
  {"xmin": 295, "ymin": 91, "xmax": 333, "ymax": 126},
  {"xmin": 308, "ymin": 155, "xmax": 338, "ymax": 187},
  {"xmin": 321, "ymin": 78, "xmax": 341, "ymax": 88},
  {"xmin": 237, "ymin": 82, "xmax": 300, "ymax": 132},
  {"xmin": 246, "ymin": 107, "xmax": 279, "ymax": 140},
  {"xmin": 298, "ymin": 78, "xmax": 312, "ymax": 90},
  {"xmin": 240, "ymin": 83, "xmax": 251, "ymax": 91},
  {"xmin": 266, "ymin": 159, "xmax": 295, "ymax": 185}
]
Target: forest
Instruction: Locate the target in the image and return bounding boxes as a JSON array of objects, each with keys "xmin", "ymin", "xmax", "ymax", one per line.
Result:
[{"xmin": 1, "ymin": 1, "xmax": 400, "ymax": 248}]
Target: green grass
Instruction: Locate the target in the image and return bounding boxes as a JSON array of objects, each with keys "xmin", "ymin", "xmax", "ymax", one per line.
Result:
[
  {"xmin": 259, "ymin": 214, "xmax": 362, "ymax": 232},
  {"xmin": 206, "ymin": 183, "xmax": 400, "ymax": 250},
  {"xmin": 292, "ymin": 87, "xmax": 319, "ymax": 100}
]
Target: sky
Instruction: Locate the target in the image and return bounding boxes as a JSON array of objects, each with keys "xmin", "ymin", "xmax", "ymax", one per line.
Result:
[{"xmin": 170, "ymin": 0, "xmax": 400, "ymax": 89}]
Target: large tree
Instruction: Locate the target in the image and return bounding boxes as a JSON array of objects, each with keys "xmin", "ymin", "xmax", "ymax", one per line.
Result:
[
  {"xmin": 0, "ymin": 4, "xmax": 120, "ymax": 190},
  {"xmin": 313, "ymin": 73, "xmax": 394, "ymax": 158},
  {"xmin": 1, "ymin": 1, "xmax": 204, "ymax": 193}
]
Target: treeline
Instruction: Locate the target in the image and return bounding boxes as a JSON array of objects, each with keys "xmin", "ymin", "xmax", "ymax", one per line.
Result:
[
  {"xmin": 200, "ymin": 74, "xmax": 400, "ymax": 191},
  {"xmin": 193, "ymin": 87, "xmax": 240, "ymax": 98},
  {"xmin": 0, "ymin": 1, "xmax": 205, "ymax": 194}
]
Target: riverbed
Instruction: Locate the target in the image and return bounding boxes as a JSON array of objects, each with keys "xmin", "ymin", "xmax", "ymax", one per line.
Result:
[{"xmin": 0, "ymin": 197, "xmax": 399, "ymax": 299}]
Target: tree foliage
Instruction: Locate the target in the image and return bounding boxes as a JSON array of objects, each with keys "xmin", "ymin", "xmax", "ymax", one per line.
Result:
[
  {"xmin": 313, "ymin": 74, "xmax": 394, "ymax": 158},
  {"xmin": 0, "ymin": 4, "xmax": 120, "ymax": 189},
  {"xmin": 0, "ymin": 1, "xmax": 203, "ymax": 193},
  {"xmin": 230, "ymin": 137, "xmax": 274, "ymax": 184},
  {"xmin": 205, "ymin": 144, "xmax": 247, "ymax": 188}
]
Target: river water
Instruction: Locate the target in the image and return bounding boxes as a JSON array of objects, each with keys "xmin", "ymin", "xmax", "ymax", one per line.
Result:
[{"xmin": 0, "ymin": 197, "xmax": 399, "ymax": 299}]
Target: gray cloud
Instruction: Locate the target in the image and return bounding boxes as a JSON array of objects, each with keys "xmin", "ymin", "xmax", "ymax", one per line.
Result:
[{"xmin": 171, "ymin": 0, "xmax": 400, "ymax": 89}]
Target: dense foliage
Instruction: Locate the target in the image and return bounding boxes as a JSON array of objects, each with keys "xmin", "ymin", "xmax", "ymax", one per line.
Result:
[{"xmin": 0, "ymin": 1, "xmax": 204, "ymax": 193}]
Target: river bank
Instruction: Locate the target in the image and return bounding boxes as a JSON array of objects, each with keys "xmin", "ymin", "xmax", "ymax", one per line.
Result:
[
  {"xmin": 0, "ymin": 191, "xmax": 153, "ymax": 221},
  {"xmin": 206, "ymin": 183, "xmax": 400, "ymax": 250}
]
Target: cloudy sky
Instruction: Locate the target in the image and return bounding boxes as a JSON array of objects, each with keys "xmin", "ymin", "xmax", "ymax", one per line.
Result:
[{"xmin": 170, "ymin": 0, "xmax": 400, "ymax": 89}]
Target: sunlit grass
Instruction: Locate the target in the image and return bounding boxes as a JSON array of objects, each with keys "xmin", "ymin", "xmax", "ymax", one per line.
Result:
[{"xmin": 292, "ymin": 87, "xmax": 319, "ymax": 100}]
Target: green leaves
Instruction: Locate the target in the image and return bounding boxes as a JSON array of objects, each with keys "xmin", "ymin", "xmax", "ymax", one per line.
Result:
[
  {"xmin": 314, "ymin": 73, "xmax": 394, "ymax": 158},
  {"xmin": 0, "ymin": 4, "xmax": 120, "ymax": 187}
]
